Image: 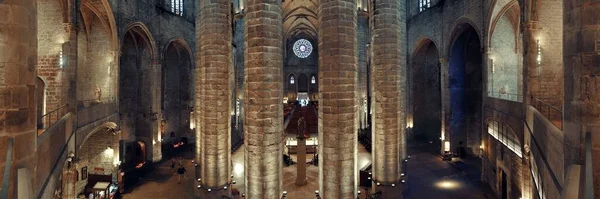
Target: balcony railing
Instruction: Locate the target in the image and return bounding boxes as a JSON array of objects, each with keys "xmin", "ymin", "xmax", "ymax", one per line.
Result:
[
  {"xmin": 487, "ymin": 91, "xmax": 523, "ymax": 102},
  {"xmin": 530, "ymin": 96, "xmax": 563, "ymax": 130},
  {"xmin": 37, "ymin": 104, "xmax": 69, "ymax": 130}
]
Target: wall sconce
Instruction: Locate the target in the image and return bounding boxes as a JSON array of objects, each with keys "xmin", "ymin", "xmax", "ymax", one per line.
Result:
[
  {"xmin": 536, "ymin": 40, "xmax": 541, "ymax": 65},
  {"xmin": 490, "ymin": 59, "xmax": 495, "ymax": 73},
  {"xmin": 58, "ymin": 49, "xmax": 64, "ymax": 68},
  {"xmin": 444, "ymin": 141, "xmax": 450, "ymax": 152},
  {"xmin": 363, "ymin": 98, "xmax": 368, "ymax": 113},
  {"xmin": 108, "ymin": 61, "xmax": 113, "ymax": 76}
]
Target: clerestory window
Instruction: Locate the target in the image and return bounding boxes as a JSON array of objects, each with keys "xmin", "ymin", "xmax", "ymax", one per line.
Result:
[
  {"xmin": 171, "ymin": 0, "xmax": 184, "ymax": 16},
  {"xmin": 419, "ymin": 0, "xmax": 431, "ymax": 12}
]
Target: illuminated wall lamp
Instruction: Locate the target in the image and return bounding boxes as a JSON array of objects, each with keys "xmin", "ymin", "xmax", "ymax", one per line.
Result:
[
  {"xmin": 58, "ymin": 49, "xmax": 65, "ymax": 68},
  {"xmin": 536, "ymin": 40, "xmax": 541, "ymax": 65},
  {"xmin": 490, "ymin": 59, "xmax": 495, "ymax": 73},
  {"xmin": 444, "ymin": 141, "xmax": 450, "ymax": 152}
]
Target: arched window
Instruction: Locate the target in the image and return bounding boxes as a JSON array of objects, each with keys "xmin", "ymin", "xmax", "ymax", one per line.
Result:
[
  {"xmin": 419, "ymin": 0, "xmax": 431, "ymax": 12},
  {"xmin": 290, "ymin": 76, "xmax": 295, "ymax": 84},
  {"xmin": 311, "ymin": 76, "xmax": 316, "ymax": 84},
  {"xmin": 170, "ymin": 0, "xmax": 184, "ymax": 16}
]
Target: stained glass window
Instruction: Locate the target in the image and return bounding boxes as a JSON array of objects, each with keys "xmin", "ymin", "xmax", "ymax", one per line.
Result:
[{"xmin": 293, "ymin": 39, "xmax": 313, "ymax": 58}]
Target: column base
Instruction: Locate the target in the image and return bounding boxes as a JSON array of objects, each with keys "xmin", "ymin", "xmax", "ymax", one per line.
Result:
[
  {"xmin": 371, "ymin": 183, "xmax": 404, "ymax": 199},
  {"xmin": 196, "ymin": 187, "xmax": 232, "ymax": 198}
]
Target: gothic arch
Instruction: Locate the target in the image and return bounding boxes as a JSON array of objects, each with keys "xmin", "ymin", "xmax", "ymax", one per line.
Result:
[
  {"xmin": 163, "ymin": 38, "xmax": 194, "ymax": 67},
  {"xmin": 487, "ymin": 0, "xmax": 520, "ymax": 51},
  {"xmin": 78, "ymin": 122, "xmax": 118, "ymax": 151},
  {"xmin": 121, "ymin": 22, "xmax": 158, "ymax": 61},
  {"xmin": 447, "ymin": 17, "xmax": 484, "ymax": 57}
]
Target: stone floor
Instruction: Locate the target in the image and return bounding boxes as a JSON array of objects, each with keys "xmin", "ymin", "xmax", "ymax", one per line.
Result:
[
  {"xmin": 122, "ymin": 152, "xmax": 197, "ymax": 199},
  {"xmin": 120, "ymin": 141, "xmax": 494, "ymax": 199},
  {"xmin": 403, "ymin": 142, "xmax": 496, "ymax": 199}
]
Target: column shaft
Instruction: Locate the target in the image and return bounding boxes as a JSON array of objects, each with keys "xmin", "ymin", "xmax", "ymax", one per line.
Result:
[
  {"xmin": 370, "ymin": 0, "xmax": 405, "ymax": 185},
  {"xmin": 243, "ymin": 0, "xmax": 284, "ymax": 198},
  {"xmin": 196, "ymin": 0, "xmax": 232, "ymax": 189},
  {"xmin": 0, "ymin": 0, "xmax": 37, "ymax": 198},
  {"xmin": 439, "ymin": 58, "xmax": 450, "ymax": 154},
  {"xmin": 318, "ymin": 0, "xmax": 358, "ymax": 198},
  {"xmin": 563, "ymin": 1, "xmax": 600, "ymax": 198}
]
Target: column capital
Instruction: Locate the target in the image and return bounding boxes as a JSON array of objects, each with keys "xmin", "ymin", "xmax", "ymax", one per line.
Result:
[
  {"xmin": 62, "ymin": 23, "xmax": 76, "ymax": 34},
  {"xmin": 521, "ymin": 21, "xmax": 539, "ymax": 31},
  {"xmin": 439, "ymin": 57, "xmax": 449, "ymax": 64}
]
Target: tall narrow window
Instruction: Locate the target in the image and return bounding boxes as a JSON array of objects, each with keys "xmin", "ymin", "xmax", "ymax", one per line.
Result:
[
  {"xmin": 419, "ymin": 0, "xmax": 431, "ymax": 12},
  {"xmin": 311, "ymin": 76, "xmax": 316, "ymax": 84},
  {"xmin": 171, "ymin": 0, "xmax": 184, "ymax": 16},
  {"xmin": 290, "ymin": 76, "xmax": 295, "ymax": 84}
]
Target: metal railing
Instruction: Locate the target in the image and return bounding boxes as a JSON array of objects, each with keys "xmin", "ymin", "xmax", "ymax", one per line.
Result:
[
  {"xmin": 38, "ymin": 104, "xmax": 69, "ymax": 130},
  {"xmin": 529, "ymin": 96, "xmax": 563, "ymax": 130},
  {"xmin": 487, "ymin": 91, "xmax": 523, "ymax": 102}
]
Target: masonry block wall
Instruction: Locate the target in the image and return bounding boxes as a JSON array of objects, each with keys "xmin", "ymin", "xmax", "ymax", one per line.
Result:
[
  {"xmin": 0, "ymin": 1, "xmax": 38, "ymax": 198},
  {"xmin": 76, "ymin": 19, "xmax": 115, "ymax": 103},
  {"xmin": 489, "ymin": 15, "xmax": 521, "ymax": 101},
  {"xmin": 37, "ymin": 0, "xmax": 69, "ymax": 113},
  {"xmin": 410, "ymin": 42, "xmax": 441, "ymax": 142},
  {"xmin": 533, "ymin": 0, "xmax": 563, "ymax": 108},
  {"xmin": 78, "ymin": 128, "xmax": 119, "ymax": 177}
]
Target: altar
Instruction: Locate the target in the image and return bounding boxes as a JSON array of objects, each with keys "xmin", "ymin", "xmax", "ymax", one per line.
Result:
[{"xmin": 285, "ymin": 137, "xmax": 318, "ymax": 154}]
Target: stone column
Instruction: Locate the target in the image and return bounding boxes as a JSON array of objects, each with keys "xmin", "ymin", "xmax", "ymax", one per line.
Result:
[
  {"xmin": 0, "ymin": 0, "xmax": 37, "ymax": 198},
  {"xmin": 439, "ymin": 57, "xmax": 450, "ymax": 154},
  {"xmin": 317, "ymin": 0, "xmax": 358, "ymax": 198},
  {"xmin": 563, "ymin": 1, "xmax": 600, "ymax": 198},
  {"xmin": 244, "ymin": 0, "xmax": 284, "ymax": 198},
  {"xmin": 295, "ymin": 137, "xmax": 307, "ymax": 186},
  {"xmin": 151, "ymin": 60, "xmax": 162, "ymax": 163},
  {"xmin": 370, "ymin": 0, "xmax": 405, "ymax": 192},
  {"xmin": 522, "ymin": 22, "xmax": 540, "ymax": 105},
  {"xmin": 196, "ymin": 0, "xmax": 232, "ymax": 197}
]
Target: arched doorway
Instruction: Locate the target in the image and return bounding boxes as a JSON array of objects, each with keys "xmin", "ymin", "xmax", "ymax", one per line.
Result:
[
  {"xmin": 162, "ymin": 40, "xmax": 193, "ymax": 141},
  {"xmin": 410, "ymin": 39, "xmax": 441, "ymax": 144},
  {"xmin": 448, "ymin": 23, "xmax": 483, "ymax": 157}
]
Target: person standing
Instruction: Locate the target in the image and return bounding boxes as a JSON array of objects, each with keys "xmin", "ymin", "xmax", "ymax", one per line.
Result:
[{"xmin": 176, "ymin": 165, "xmax": 186, "ymax": 184}]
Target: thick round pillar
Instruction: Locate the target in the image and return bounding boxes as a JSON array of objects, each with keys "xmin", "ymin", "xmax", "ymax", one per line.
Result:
[
  {"xmin": 563, "ymin": 1, "xmax": 600, "ymax": 198},
  {"xmin": 196, "ymin": 0, "xmax": 232, "ymax": 192},
  {"xmin": 243, "ymin": 0, "xmax": 284, "ymax": 198},
  {"xmin": 317, "ymin": 0, "xmax": 358, "ymax": 198},
  {"xmin": 0, "ymin": 0, "xmax": 37, "ymax": 198},
  {"xmin": 370, "ymin": 0, "xmax": 405, "ymax": 187}
]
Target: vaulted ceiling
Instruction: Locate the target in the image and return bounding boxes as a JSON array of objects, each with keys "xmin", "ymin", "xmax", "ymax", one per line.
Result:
[{"xmin": 283, "ymin": 0, "xmax": 318, "ymax": 40}]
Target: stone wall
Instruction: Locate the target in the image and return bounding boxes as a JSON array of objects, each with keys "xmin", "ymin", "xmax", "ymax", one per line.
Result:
[
  {"xmin": 489, "ymin": 15, "xmax": 521, "ymax": 101},
  {"xmin": 35, "ymin": 113, "xmax": 73, "ymax": 198},
  {"xmin": 37, "ymin": 0, "xmax": 69, "ymax": 112},
  {"xmin": 77, "ymin": 127, "xmax": 120, "ymax": 177}
]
